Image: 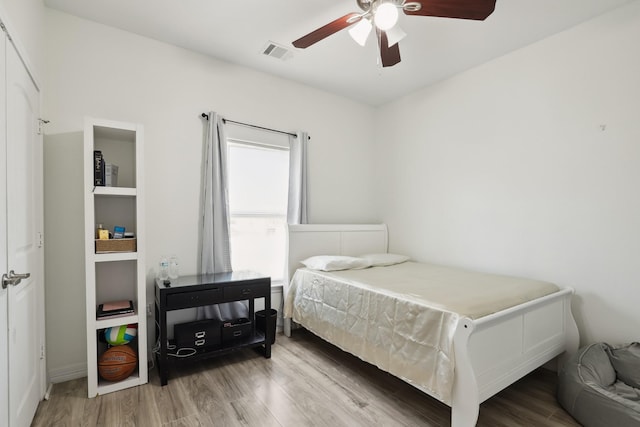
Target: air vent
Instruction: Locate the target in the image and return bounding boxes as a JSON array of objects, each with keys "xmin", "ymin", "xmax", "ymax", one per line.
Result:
[{"xmin": 262, "ymin": 41, "xmax": 292, "ymax": 61}]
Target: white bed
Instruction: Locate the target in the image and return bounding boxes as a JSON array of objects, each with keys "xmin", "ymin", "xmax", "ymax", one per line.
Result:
[{"xmin": 283, "ymin": 224, "xmax": 579, "ymax": 427}]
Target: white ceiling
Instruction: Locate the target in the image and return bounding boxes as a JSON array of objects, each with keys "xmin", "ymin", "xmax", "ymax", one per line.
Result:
[{"xmin": 44, "ymin": 0, "xmax": 632, "ymax": 106}]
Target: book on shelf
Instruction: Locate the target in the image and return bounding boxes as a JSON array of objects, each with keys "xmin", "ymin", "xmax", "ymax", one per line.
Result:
[
  {"xmin": 97, "ymin": 299, "xmax": 134, "ymax": 318},
  {"xmin": 93, "ymin": 150, "xmax": 105, "ymax": 186}
]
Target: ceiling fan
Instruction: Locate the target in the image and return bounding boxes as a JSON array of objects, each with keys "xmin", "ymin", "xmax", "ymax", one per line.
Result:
[{"xmin": 292, "ymin": 0, "xmax": 497, "ymax": 67}]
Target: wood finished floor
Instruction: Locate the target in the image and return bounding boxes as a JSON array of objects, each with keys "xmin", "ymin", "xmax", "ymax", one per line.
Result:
[{"xmin": 33, "ymin": 329, "xmax": 581, "ymax": 426}]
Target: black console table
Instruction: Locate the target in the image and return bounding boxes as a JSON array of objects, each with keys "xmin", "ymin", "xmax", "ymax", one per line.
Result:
[{"xmin": 154, "ymin": 271, "xmax": 271, "ymax": 386}]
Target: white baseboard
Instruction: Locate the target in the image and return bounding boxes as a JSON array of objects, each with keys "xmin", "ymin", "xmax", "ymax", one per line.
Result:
[{"xmin": 48, "ymin": 361, "xmax": 87, "ymax": 384}]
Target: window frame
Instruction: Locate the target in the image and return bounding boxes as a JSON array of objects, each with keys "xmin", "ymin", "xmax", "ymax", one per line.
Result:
[{"xmin": 225, "ymin": 134, "xmax": 290, "ymax": 287}]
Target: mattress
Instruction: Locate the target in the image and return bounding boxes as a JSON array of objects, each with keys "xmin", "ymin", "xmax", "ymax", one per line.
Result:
[{"xmin": 284, "ymin": 261, "xmax": 559, "ymax": 404}]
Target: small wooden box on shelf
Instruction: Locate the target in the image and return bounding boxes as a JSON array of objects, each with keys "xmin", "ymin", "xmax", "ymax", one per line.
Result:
[{"xmin": 95, "ymin": 238, "xmax": 137, "ymax": 253}]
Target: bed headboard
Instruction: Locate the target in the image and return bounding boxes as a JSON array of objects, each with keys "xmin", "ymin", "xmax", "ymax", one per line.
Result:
[{"xmin": 286, "ymin": 224, "xmax": 388, "ymax": 284}]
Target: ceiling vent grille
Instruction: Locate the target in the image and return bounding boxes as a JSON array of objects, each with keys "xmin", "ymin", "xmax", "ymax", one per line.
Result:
[{"xmin": 262, "ymin": 42, "xmax": 292, "ymax": 61}]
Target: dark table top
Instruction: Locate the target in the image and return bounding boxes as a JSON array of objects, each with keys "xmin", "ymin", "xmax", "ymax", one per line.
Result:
[{"xmin": 155, "ymin": 271, "xmax": 270, "ymax": 291}]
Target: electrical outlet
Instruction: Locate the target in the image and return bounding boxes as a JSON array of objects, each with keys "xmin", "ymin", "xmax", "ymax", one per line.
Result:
[{"xmin": 147, "ymin": 303, "xmax": 153, "ymax": 316}]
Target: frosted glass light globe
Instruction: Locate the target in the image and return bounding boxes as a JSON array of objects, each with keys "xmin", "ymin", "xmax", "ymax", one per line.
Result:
[
  {"xmin": 348, "ymin": 18, "xmax": 373, "ymax": 46},
  {"xmin": 374, "ymin": 3, "xmax": 399, "ymax": 30}
]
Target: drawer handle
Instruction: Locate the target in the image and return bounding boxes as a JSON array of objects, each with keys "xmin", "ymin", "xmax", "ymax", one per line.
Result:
[
  {"xmin": 233, "ymin": 330, "xmax": 242, "ymax": 337},
  {"xmin": 195, "ymin": 339, "xmax": 205, "ymax": 346},
  {"xmin": 241, "ymin": 288, "xmax": 252, "ymax": 295},
  {"xmin": 195, "ymin": 331, "xmax": 205, "ymax": 338}
]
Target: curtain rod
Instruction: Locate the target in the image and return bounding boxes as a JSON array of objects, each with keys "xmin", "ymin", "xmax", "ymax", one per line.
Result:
[{"xmin": 201, "ymin": 113, "xmax": 300, "ymax": 138}]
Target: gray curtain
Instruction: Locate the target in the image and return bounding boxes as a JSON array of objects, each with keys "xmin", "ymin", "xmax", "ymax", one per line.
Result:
[
  {"xmin": 287, "ymin": 131, "xmax": 309, "ymax": 225},
  {"xmin": 283, "ymin": 131, "xmax": 309, "ymax": 313},
  {"xmin": 197, "ymin": 111, "xmax": 248, "ymax": 320}
]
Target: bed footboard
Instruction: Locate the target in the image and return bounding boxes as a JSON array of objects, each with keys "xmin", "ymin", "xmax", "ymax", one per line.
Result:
[{"xmin": 451, "ymin": 287, "xmax": 578, "ymax": 427}]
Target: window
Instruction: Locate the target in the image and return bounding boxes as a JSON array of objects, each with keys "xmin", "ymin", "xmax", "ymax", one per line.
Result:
[{"xmin": 226, "ymin": 127, "xmax": 289, "ymax": 284}]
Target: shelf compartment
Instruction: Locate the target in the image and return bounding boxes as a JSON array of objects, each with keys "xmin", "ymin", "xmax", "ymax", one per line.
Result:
[
  {"xmin": 93, "ymin": 124, "xmax": 137, "ymax": 188},
  {"xmin": 95, "ymin": 260, "xmax": 137, "ymax": 304},
  {"xmin": 95, "ymin": 326, "xmax": 142, "ymax": 395},
  {"xmin": 94, "ymin": 196, "xmax": 137, "ymax": 240}
]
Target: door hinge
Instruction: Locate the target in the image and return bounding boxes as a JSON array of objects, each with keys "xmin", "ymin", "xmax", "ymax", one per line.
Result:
[
  {"xmin": 37, "ymin": 232, "xmax": 43, "ymax": 248},
  {"xmin": 37, "ymin": 118, "xmax": 49, "ymax": 135},
  {"xmin": 40, "ymin": 344, "xmax": 45, "ymax": 360}
]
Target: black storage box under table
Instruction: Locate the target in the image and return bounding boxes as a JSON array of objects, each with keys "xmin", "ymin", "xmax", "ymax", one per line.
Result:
[
  {"xmin": 222, "ymin": 318, "xmax": 252, "ymax": 342},
  {"xmin": 174, "ymin": 319, "xmax": 221, "ymax": 349}
]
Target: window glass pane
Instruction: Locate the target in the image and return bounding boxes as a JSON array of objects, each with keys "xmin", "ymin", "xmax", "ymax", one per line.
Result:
[
  {"xmin": 229, "ymin": 216, "xmax": 287, "ymax": 281},
  {"xmin": 228, "ymin": 144, "xmax": 289, "ymax": 214},
  {"xmin": 227, "ymin": 141, "xmax": 289, "ymax": 282}
]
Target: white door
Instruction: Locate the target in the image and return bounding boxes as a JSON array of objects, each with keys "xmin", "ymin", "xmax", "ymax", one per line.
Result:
[
  {"xmin": 0, "ymin": 31, "xmax": 9, "ymax": 427},
  {"xmin": 5, "ymin": 35, "xmax": 44, "ymax": 427}
]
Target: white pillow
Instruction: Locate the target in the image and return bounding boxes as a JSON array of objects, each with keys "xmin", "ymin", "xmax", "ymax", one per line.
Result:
[
  {"xmin": 359, "ymin": 253, "xmax": 409, "ymax": 267},
  {"xmin": 300, "ymin": 255, "xmax": 371, "ymax": 271}
]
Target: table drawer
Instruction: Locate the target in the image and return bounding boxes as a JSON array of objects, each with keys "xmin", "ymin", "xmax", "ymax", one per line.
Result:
[
  {"xmin": 223, "ymin": 283, "xmax": 266, "ymax": 300},
  {"xmin": 166, "ymin": 288, "xmax": 222, "ymax": 310}
]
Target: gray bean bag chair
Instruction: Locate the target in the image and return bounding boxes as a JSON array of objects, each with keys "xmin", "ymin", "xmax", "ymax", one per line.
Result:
[{"xmin": 558, "ymin": 342, "xmax": 640, "ymax": 427}]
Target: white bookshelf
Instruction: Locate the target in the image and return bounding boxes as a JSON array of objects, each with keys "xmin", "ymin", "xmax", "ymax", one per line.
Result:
[{"xmin": 84, "ymin": 117, "xmax": 147, "ymax": 397}]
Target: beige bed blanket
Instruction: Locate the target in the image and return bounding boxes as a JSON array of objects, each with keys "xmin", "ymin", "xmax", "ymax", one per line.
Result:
[{"xmin": 284, "ymin": 261, "xmax": 559, "ymax": 404}]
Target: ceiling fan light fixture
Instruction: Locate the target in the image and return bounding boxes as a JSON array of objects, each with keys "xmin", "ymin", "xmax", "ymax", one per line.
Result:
[
  {"xmin": 385, "ymin": 25, "xmax": 406, "ymax": 47},
  {"xmin": 374, "ymin": 2, "xmax": 398, "ymax": 30},
  {"xmin": 348, "ymin": 17, "xmax": 373, "ymax": 46}
]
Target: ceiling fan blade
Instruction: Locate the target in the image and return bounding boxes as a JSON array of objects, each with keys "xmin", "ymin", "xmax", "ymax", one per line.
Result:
[
  {"xmin": 293, "ymin": 13, "xmax": 362, "ymax": 49},
  {"xmin": 377, "ymin": 29, "xmax": 401, "ymax": 68},
  {"xmin": 405, "ymin": 0, "xmax": 496, "ymax": 21}
]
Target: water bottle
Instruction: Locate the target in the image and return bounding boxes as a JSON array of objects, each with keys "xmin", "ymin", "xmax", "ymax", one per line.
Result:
[
  {"xmin": 159, "ymin": 256, "xmax": 169, "ymax": 280},
  {"xmin": 168, "ymin": 255, "xmax": 179, "ymax": 279}
]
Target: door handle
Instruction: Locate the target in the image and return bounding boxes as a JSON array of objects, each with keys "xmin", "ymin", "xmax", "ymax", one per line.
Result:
[{"xmin": 2, "ymin": 270, "xmax": 31, "ymax": 289}]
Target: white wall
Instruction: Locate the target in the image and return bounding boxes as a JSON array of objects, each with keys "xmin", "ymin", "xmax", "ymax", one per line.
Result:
[
  {"xmin": 375, "ymin": 1, "xmax": 640, "ymax": 346},
  {"xmin": 43, "ymin": 131, "xmax": 86, "ymax": 382},
  {"xmin": 43, "ymin": 9, "xmax": 378, "ymax": 379},
  {"xmin": 0, "ymin": 0, "xmax": 45, "ymax": 82}
]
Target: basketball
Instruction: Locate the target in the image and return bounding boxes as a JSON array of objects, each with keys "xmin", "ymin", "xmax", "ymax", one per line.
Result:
[
  {"xmin": 104, "ymin": 324, "xmax": 137, "ymax": 346},
  {"xmin": 98, "ymin": 345, "xmax": 137, "ymax": 382}
]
